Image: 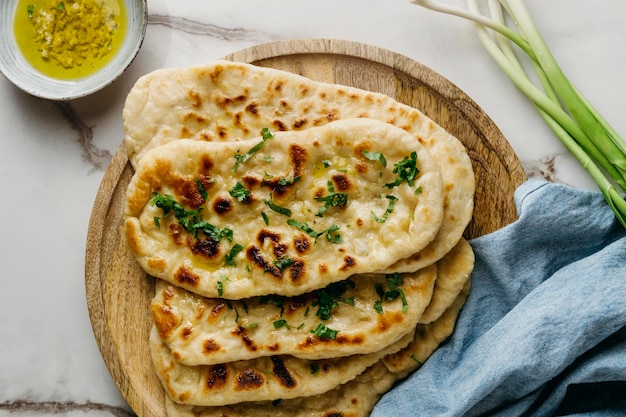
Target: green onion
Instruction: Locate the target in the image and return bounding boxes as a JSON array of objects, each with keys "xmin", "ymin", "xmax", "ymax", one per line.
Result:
[{"xmin": 410, "ymin": 0, "xmax": 626, "ymax": 228}]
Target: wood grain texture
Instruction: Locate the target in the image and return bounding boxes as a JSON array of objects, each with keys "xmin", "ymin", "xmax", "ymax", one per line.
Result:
[{"xmin": 84, "ymin": 39, "xmax": 527, "ymax": 417}]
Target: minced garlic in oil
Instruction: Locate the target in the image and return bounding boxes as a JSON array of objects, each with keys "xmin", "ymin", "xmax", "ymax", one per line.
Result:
[{"xmin": 14, "ymin": 0, "xmax": 127, "ymax": 80}]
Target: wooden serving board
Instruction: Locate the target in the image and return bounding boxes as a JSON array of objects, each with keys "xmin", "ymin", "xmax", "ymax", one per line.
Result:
[{"xmin": 85, "ymin": 39, "xmax": 527, "ymax": 417}]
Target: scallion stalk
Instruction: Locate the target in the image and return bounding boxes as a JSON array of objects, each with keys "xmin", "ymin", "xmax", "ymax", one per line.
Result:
[{"xmin": 410, "ymin": 0, "xmax": 626, "ymax": 228}]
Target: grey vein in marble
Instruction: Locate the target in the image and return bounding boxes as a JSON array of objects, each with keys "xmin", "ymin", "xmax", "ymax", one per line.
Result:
[
  {"xmin": 53, "ymin": 102, "xmax": 112, "ymax": 172},
  {"xmin": 148, "ymin": 14, "xmax": 278, "ymax": 42},
  {"xmin": 0, "ymin": 400, "xmax": 133, "ymax": 416}
]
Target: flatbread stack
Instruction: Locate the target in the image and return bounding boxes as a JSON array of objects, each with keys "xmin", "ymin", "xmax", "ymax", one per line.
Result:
[{"xmin": 122, "ymin": 60, "xmax": 476, "ymax": 416}]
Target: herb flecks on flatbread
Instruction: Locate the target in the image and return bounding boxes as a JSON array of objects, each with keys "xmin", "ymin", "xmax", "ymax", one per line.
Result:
[
  {"xmin": 151, "ymin": 263, "xmax": 436, "ymax": 366},
  {"xmin": 125, "ymin": 119, "xmax": 444, "ymax": 299},
  {"xmin": 123, "ymin": 60, "xmax": 475, "ymax": 271}
]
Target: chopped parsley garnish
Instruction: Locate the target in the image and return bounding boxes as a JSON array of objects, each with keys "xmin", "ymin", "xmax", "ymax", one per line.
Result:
[
  {"xmin": 55, "ymin": 2, "xmax": 64, "ymax": 11},
  {"xmin": 373, "ymin": 274, "xmax": 408, "ymax": 313},
  {"xmin": 310, "ymin": 323, "xmax": 339, "ymax": 340},
  {"xmin": 273, "ymin": 256, "xmax": 293, "ymax": 272},
  {"xmin": 149, "ymin": 192, "xmax": 203, "ymax": 233},
  {"xmin": 263, "ymin": 196, "xmax": 292, "ymax": 217},
  {"xmin": 229, "ymin": 181, "xmax": 250, "ymax": 202},
  {"xmin": 371, "ymin": 195, "xmax": 399, "ymax": 223},
  {"xmin": 27, "ymin": 4, "xmax": 35, "ymax": 19},
  {"xmin": 322, "ymin": 160, "xmax": 331, "ymax": 168},
  {"xmin": 277, "ymin": 175, "xmax": 302, "ymax": 187},
  {"xmin": 286, "ymin": 219, "xmax": 318, "ymax": 237},
  {"xmin": 315, "ymin": 180, "xmax": 348, "ymax": 217},
  {"xmin": 217, "ymin": 280, "xmax": 224, "ymax": 297},
  {"xmin": 385, "ymin": 151, "xmax": 419, "ymax": 188},
  {"xmin": 273, "ymin": 319, "xmax": 290, "ymax": 330},
  {"xmin": 310, "ymin": 363, "xmax": 320, "ymax": 374},
  {"xmin": 225, "ymin": 244, "xmax": 244, "ymax": 266},
  {"xmin": 232, "ymin": 128, "xmax": 274, "ymax": 172},
  {"xmin": 286, "ymin": 219, "xmax": 342, "ymax": 244},
  {"xmin": 192, "ymin": 221, "xmax": 233, "ymax": 242},
  {"xmin": 313, "ymin": 279, "xmax": 355, "ymax": 320},
  {"xmin": 195, "ymin": 179, "xmax": 208, "ymax": 201},
  {"xmin": 362, "ymin": 150, "xmax": 387, "ymax": 167},
  {"xmin": 261, "ymin": 211, "xmax": 270, "ymax": 225},
  {"xmin": 323, "ymin": 224, "xmax": 343, "ymax": 243}
]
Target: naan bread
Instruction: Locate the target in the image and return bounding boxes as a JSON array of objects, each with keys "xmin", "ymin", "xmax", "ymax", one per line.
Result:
[
  {"xmin": 419, "ymin": 238, "xmax": 474, "ymax": 324},
  {"xmin": 150, "ymin": 326, "xmax": 413, "ymax": 406},
  {"xmin": 160, "ymin": 290, "xmax": 469, "ymax": 416},
  {"xmin": 122, "ymin": 60, "xmax": 475, "ymax": 272},
  {"xmin": 125, "ymin": 119, "xmax": 444, "ymax": 299},
  {"xmin": 163, "ymin": 361, "xmax": 397, "ymax": 417},
  {"xmin": 383, "ymin": 279, "xmax": 471, "ymax": 377},
  {"xmin": 152, "ymin": 264, "xmax": 436, "ymax": 365}
]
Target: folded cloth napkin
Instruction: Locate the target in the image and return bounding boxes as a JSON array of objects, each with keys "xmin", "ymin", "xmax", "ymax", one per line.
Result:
[{"xmin": 372, "ymin": 179, "xmax": 626, "ymax": 417}]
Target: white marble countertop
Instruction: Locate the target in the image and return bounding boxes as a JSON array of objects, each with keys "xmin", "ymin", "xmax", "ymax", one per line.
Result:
[{"xmin": 1, "ymin": 0, "xmax": 624, "ymax": 415}]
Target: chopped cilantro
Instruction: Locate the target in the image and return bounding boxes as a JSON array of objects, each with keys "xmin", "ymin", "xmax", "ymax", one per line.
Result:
[
  {"xmin": 55, "ymin": 2, "xmax": 64, "ymax": 11},
  {"xmin": 192, "ymin": 221, "xmax": 233, "ymax": 242},
  {"xmin": 315, "ymin": 180, "xmax": 348, "ymax": 217},
  {"xmin": 149, "ymin": 192, "xmax": 203, "ymax": 233},
  {"xmin": 373, "ymin": 274, "xmax": 408, "ymax": 313},
  {"xmin": 27, "ymin": 4, "xmax": 35, "ymax": 18},
  {"xmin": 217, "ymin": 280, "xmax": 224, "ymax": 297},
  {"xmin": 287, "ymin": 219, "xmax": 342, "ymax": 244},
  {"xmin": 229, "ymin": 181, "xmax": 250, "ymax": 202},
  {"xmin": 371, "ymin": 195, "xmax": 399, "ymax": 223},
  {"xmin": 277, "ymin": 175, "xmax": 302, "ymax": 186},
  {"xmin": 385, "ymin": 151, "xmax": 419, "ymax": 188},
  {"xmin": 310, "ymin": 323, "xmax": 339, "ymax": 340},
  {"xmin": 273, "ymin": 256, "xmax": 293, "ymax": 271},
  {"xmin": 261, "ymin": 211, "xmax": 269, "ymax": 225},
  {"xmin": 313, "ymin": 279, "xmax": 355, "ymax": 320},
  {"xmin": 232, "ymin": 128, "xmax": 274, "ymax": 172},
  {"xmin": 323, "ymin": 224, "xmax": 343, "ymax": 243},
  {"xmin": 225, "ymin": 244, "xmax": 244, "ymax": 266},
  {"xmin": 195, "ymin": 179, "xmax": 208, "ymax": 201},
  {"xmin": 263, "ymin": 196, "xmax": 292, "ymax": 217},
  {"xmin": 362, "ymin": 150, "xmax": 387, "ymax": 167},
  {"xmin": 273, "ymin": 319, "xmax": 290, "ymax": 330}
]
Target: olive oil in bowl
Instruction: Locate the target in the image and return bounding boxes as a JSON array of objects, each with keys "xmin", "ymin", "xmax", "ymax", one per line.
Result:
[{"xmin": 13, "ymin": 0, "xmax": 127, "ymax": 80}]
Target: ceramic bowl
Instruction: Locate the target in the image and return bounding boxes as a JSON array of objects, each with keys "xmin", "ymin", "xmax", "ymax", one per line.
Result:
[{"xmin": 0, "ymin": 0, "xmax": 147, "ymax": 101}]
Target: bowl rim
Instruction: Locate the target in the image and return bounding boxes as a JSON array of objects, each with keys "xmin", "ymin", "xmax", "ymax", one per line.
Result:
[{"xmin": 0, "ymin": 0, "xmax": 148, "ymax": 101}]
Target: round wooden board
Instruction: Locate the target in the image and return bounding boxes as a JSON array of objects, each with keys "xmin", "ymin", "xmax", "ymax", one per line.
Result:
[{"xmin": 85, "ymin": 39, "xmax": 527, "ymax": 417}]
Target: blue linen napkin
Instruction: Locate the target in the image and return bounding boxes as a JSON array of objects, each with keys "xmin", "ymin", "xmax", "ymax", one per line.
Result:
[{"xmin": 372, "ymin": 179, "xmax": 626, "ymax": 417}]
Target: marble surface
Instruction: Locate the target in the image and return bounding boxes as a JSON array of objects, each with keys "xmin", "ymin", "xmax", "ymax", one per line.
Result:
[{"xmin": 0, "ymin": 0, "xmax": 624, "ymax": 415}]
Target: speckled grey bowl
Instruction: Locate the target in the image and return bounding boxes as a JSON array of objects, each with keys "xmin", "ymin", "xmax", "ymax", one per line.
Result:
[{"xmin": 0, "ymin": 0, "xmax": 147, "ymax": 101}]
